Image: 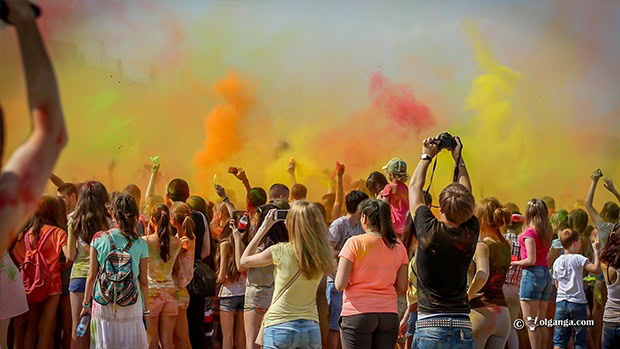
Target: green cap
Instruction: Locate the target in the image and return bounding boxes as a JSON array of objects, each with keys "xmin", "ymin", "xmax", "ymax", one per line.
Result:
[{"xmin": 382, "ymin": 157, "xmax": 407, "ymax": 176}]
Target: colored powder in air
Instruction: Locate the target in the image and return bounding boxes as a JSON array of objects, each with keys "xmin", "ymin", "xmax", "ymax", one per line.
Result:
[{"xmin": 193, "ymin": 71, "xmax": 254, "ymax": 186}]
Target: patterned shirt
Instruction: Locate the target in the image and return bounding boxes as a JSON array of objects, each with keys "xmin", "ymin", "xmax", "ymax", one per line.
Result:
[{"xmin": 504, "ymin": 230, "xmax": 522, "ymax": 286}]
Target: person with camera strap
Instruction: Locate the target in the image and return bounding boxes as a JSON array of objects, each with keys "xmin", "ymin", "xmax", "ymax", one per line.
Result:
[{"xmin": 409, "ymin": 134, "xmax": 480, "ymax": 348}]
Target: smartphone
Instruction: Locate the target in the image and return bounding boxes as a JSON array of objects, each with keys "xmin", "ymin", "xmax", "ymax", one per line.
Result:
[
  {"xmin": 275, "ymin": 209, "xmax": 288, "ymax": 221},
  {"xmin": 0, "ymin": 1, "xmax": 41, "ymax": 25}
]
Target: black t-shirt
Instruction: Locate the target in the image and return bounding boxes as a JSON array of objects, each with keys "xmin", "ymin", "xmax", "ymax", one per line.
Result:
[
  {"xmin": 190, "ymin": 211, "xmax": 216, "ymax": 269},
  {"xmin": 413, "ymin": 205, "xmax": 480, "ymax": 314}
]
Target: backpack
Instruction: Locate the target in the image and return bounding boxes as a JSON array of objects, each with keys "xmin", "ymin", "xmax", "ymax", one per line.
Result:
[
  {"xmin": 188, "ymin": 259, "xmax": 217, "ymax": 298},
  {"xmin": 20, "ymin": 229, "xmax": 54, "ymax": 304},
  {"xmin": 93, "ymin": 234, "xmax": 138, "ymax": 307}
]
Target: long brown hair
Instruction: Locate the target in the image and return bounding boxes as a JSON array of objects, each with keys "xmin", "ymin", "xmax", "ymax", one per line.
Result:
[
  {"xmin": 72, "ymin": 181, "xmax": 109, "ymax": 244},
  {"xmin": 285, "ymin": 201, "xmax": 334, "ymax": 279},
  {"xmin": 216, "ymin": 211, "xmax": 248, "ymax": 282},
  {"xmin": 170, "ymin": 202, "xmax": 195, "ymax": 240},
  {"xmin": 111, "ymin": 193, "xmax": 140, "ymax": 240},
  {"xmin": 151, "ymin": 204, "xmax": 172, "ymax": 262},
  {"xmin": 475, "ymin": 197, "xmax": 510, "ymax": 246},
  {"xmin": 525, "ymin": 199, "xmax": 553, "ymax": 249},
  {"xmin": 24, "ymin": 196, "xmax": 66, "ymax": 243}
]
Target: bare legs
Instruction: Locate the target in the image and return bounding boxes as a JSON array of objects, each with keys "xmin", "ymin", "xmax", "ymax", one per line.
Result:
[
  {"xmin": 520, "ymin": 300, "xmax": 548, "ymax": 349},
  {"xmin": 69, "ymin": 292, "xmax": 89, "ymax": 349},
  {"xmin": 243, "ymin": 310, "xmax": 263, "ymax": 349}
]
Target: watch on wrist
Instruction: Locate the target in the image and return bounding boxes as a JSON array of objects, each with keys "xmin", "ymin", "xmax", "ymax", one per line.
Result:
[{"xmin": 420, "ymin": 154, "xmax": 432, "ymax": 161}]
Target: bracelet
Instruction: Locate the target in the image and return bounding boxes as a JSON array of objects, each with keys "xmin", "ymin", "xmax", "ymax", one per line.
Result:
[
  {"xmin": 458, "ymin": 162, "xmax": 466, "ymax": 167},
  {"xmin": 222, "ymin": 196, "xmax": 229, "ymax": 202},
  {"xmin": 82, "ymin": 301, "xmax": 91, "ymax": 308}
]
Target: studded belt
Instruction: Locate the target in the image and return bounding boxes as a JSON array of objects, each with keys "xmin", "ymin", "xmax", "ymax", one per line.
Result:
[{"xmin": 416, "ymin": 317, "xmax": 472, "ymax": 330}]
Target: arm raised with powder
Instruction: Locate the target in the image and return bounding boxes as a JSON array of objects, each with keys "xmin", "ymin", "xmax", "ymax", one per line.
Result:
[
  {"xmin": 585, "ymin": 170, "xmax": 603, "ymax": 224},
  {"xmin": 409, "ymin": 137, "xmax": 437, "ymax": 212},
  {"xmin": 0, "ymin": 0, "xmax": 67, "ymax": 248},
  {"xmin": 329, "ymin": 162, "xmax": 345, "ymax": 222}
]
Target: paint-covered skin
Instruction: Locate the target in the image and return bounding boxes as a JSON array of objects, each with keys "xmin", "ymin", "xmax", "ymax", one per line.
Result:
[{"xmin": 0, "ymin": 4, "xmax": 67, "ymax": 250}]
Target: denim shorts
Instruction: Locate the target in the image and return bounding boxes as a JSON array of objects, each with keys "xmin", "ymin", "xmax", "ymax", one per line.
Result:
[
  {"xmin": 520, "ymin": 266, "xmax": 552, "ymax": 301},
  {"xmin": 413, "ymin": 318, "xmax": 473, "ymax": 349},
  {"xmin": 406, "ymin": 311, "xmax": 418, "ymax": 337},
  {"xmin": 68, "ymin": 278, "xmax": 86, "ymax": 293},
  {"xmin": 264, "ymin": 319, "xmax": 321, "ymax": 349},
  {"xmin": 326, "ymin": 278, "xmax": 343, "ymax": 331},
  {"xmin": 553, "ymin": 301, "xmax": 588, "ymax": 349},
  {"xmin": 220, "ymin": 296, "xmax": 244, "ymax": 312},
  {"xmin": 603, "ymin": 322, "xmax": 620, "ymax": 349}
]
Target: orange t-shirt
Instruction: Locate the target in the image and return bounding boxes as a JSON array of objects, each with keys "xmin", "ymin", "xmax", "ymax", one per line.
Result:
[
  {"xmin": 339, "ymin": 234, "xmax": 408, "ymax": 316},
  {"xmin": 12, "ymin": 225, "xmax": 68, "ymax": 296}
]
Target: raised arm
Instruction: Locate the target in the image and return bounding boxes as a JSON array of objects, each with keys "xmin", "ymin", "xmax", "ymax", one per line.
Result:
[
  {"xmin": 603, "ymin": 179, "xmax": 620, "ymax": 204},
  {"xmin": 329, "ymin": 162, "xmax": 345, "ymax": 222},
  {"xmin": 240, "ymin": 209, "xmax": 276, "ymax": 269},
  {"xmin": 50, "ymin": 173, "xmax": 65, "ymax": 188},
  {"xmin": 585, "ymin": 170, "xmax": 603, "ymax": 224},
  {"xmin": 287, "ymin": 157, "xmax": 297, "ymax": 185},
  {"xmin": 144, "ymin": 161, "xmax": 160, "ymax": 204},
  {"xmin": 451, "ymin": 136, "xmax": 471, "ymax": 193},
  {"xmin": 409, "ymin": 137, "xmax": 437, "ymax": 212},
  {"xmin": 585, "ymin": 239, "xmax": 602, "ymax": 274},
  {"xmin": 215, "ymin": 185, "xmax": 235, "ymax": 217},
  {"xmin": 107, "ymin": 160, "xmax": 116, "ymax": 191},
  {"xmin": 231, "ymin": 167, "xmax": 251, "ymax": 192},
  {"xmin": 232, "ymin": 224, "xmax": 248, "ymax": 272},
  {"xmin": 0, "ymin": 1, "xmax": 67, "ymax": 247}
]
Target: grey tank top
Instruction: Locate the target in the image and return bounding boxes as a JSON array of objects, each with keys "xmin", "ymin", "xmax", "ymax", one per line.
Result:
[{"xmin": 604, "ymin": 265, "xmax": 620, "ymax": 324}]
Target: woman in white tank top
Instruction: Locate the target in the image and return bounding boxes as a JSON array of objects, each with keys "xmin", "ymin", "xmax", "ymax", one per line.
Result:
[{"xmin": 600, "ymin": 223, "xmax": 620, "ymax": 349}]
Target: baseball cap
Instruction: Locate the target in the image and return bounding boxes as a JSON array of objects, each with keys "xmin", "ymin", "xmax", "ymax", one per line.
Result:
[{"xmin": 382, "ymin": 158, "xmax": 407, "ymax": 176}]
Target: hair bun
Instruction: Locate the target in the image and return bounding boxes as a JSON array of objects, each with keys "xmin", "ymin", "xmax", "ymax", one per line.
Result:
[{"xmin": 493, "ymin": 207, "xmax": 511, "ymax": 228}]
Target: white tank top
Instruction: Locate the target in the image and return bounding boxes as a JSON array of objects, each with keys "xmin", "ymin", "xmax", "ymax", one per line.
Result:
[{"xmin": 604, "ymin": 265, "xmax": 620, "ymax": 324}]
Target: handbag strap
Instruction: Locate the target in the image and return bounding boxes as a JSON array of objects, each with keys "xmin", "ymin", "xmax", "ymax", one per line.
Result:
[{"xmin": 272, "ymin": 269, "xmax": 302, "ymax": 306}]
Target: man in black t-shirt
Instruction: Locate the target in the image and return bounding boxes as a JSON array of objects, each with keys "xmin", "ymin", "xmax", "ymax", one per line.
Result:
[{"xmin": 408, "ymin": 136, "xmax": 479, "ymax": 349}]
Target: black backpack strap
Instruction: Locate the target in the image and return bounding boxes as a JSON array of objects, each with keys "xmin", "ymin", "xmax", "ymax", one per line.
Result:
[{"xmin": 123, "ymin": 238, "xmax": 133, "ymax": 252}]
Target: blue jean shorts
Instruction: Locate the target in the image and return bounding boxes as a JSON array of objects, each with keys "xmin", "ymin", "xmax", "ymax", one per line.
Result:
[
  {"xmin": 406, "ymin": 311, "xmax": 418, "ymax": 337},
  {"xmin": 413, "ymin": 319, "xmax": 473, "ymax": 349},
  {"xmin": 520, "ymin": 266, "xmax": 552, "ymax": 301},
  {"xmin": 264, "ymin": 319, "xmax": 321, "ymax": 349},
  {"xmin": 68, "ymin": 278, "xmax": 86, "ymax": 293},
  {"xmin": 220, "ymin": 296, "xmax": 244, "ymax": 312},
  {"xmin": 326, "ymin": 278, "xmax": 343, "ymax": 331},
  {"xmin": 553, "ymin": 301, "xmax": 588, "ymax": 349}
]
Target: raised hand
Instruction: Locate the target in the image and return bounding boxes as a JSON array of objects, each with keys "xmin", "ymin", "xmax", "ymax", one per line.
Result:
[
  {"xmin": 335, "ymin": 162, "xmax": 345, "ymax": 178},
  {"xmin": 287, "ymin": 157, "xmax": 296, "ymax": 174},
  {"xmin": 451, "ymin": 136, "xmax": 463, "ymax": 161},
  {"xmin": 591, "ymin": 169, "xmax": 603, "ymax": 181},
  {"xmin": 422, "ymin": 137, "xmax": 439, "ymax": 158},
  {"xmin": 108, "ymin": 159, "xmax": 117, "ymax": 172},
  {"xmin": 603, "ymin": 178, "xmax": 616, "ymax": 193},
  {"xmin": 4, "ymin": 0, "xmax": 37, "ymax": 25},
  {"xmin": 215, "ymin": 184, "xmax": 227, "ymax": 199}
]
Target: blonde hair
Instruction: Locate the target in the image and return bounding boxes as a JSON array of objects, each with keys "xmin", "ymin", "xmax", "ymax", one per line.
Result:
[
  {"xmin": 170, "ymin": 202, "xmax": 195, "ymax": 240},
  {"xmin": 525, "ymin": 199, "xmax": 553, "ymax": 249},
  {"xmin": 286, "ymin": 201, "xmax": 334, "ymax": 279},
  {"xmin": 475, "ymin": 197, "xmax": 510, "ymax": 246}
]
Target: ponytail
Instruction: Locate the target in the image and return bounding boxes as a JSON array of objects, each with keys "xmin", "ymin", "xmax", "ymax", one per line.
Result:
[
  {"xmin": 182, "ymin": 215, "xmax": 195, "ymax": 240},
  {"xmin": 359, "ymin": 199, "xmax": 398, "ymax": 248},
  {"xmin": 158, "ymin": 211, "xmax": 171, "ymax": 262},
  {"xmin": 475, "ymin": 197, "xmax": 510, "ymax": 246}
]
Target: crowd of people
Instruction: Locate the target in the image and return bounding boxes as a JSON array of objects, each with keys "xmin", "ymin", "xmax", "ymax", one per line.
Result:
[{"xmin": 1, "ymin": 2, "xmax": 620, "ymax": 349}]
